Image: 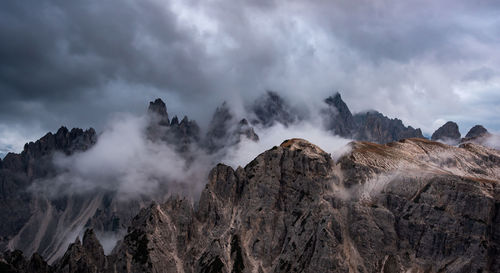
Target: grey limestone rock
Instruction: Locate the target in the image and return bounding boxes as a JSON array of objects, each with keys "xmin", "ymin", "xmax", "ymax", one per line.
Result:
[
  {"xmin": 7, "ymin": 138, "xmax": 498, "ymax": 273},
  {"xmin": 431, "ymin": 121, "xmax": 461, "ymax": 143}
]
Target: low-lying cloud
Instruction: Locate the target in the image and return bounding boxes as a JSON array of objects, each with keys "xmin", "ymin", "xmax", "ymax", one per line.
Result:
[
  {"xmin": 483, "ymin": 134, "xmax": 500, "ymax": 150},
  {"xmin": 221, "ymin": 121, "xmax": 351, "ymax": 168},
  {"xmin": 31, "ymin": 109, "xmax": 352, "ymax": 201},
  {"xmin": 31, "ymin": 113, "xmax": 209, "ymax": 200}
]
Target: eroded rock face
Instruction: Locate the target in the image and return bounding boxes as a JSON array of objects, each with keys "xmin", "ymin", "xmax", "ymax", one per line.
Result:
[
  {"xmin": 148, "ymin": 98, "xmax": 170, "ymax": 126},
  {"xmin": 0, "ymin": 127, "xmax": 97, "ymax": 260},
  {"xmin": 51, "ymin": 229, "xmax": 106, "ymax": 273},
  {"xmin": 146, "ymin": 98, "xmax": 201, "ymax": 154},
  {"xmin": 321, "ymin": 93, "xmax": 424, "ymax": 143},
  {"xmin": 0, "ymin": 250, "xmax": 49, "ymax": 273},
  {"xmin": 431, "ymin": 121, "xmax": 461, "ymax": 143},
  {"xmin": 322, "ymin": 93, "xmax": 357, "ymax": 138},
  {"xmin": 353, "ymin": 111, "xmax": 424, "ymax": 144},
  {"xmin": 6, "ymin": 138, "xmax": 499, "ymax": 273}
]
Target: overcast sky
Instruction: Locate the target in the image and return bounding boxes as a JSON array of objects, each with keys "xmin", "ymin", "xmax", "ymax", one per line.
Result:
[{"xmin": 1, "ymin": 0, "xmax": 499, "ymax": 156}]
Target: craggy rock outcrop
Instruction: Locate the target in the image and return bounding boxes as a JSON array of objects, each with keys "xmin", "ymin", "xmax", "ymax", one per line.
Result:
[
  {"xmin": 167, "ymin": 116, "xmax": 201, "ymax": 153},
  {"xmin": 205, "ymin": 102, "xmax": 259, "ymax": 153},
  {"xmin": 0, "ymin": 250, "xmax": 49, "ymax": 273},
  {"xmin": 147, "ymin": 98, "xmax": 200, "ymax": 153},
  {"xmin": 465, "ymin": 125, "xmax": 488, "ymax": 139},
  {"xmin": 322, "ymin": 93, "xmax": 357, "ymax": 138},
  {"xmin": 6, "ymin": 138, "xmax": 499, "ymax": 273},
  {"xmin": 148, "ymin": 98, "xmax": 170, "ymax": 126},
  {"xmin": 460, "ymin": 125, "xmax": 497, "ymax": 149},
  {"xmin": 1, "ymin": 96, "xmax": 497, "ymax": 272},
  {"xmin": 0, "ymin": 127, "xmax": 97, "ymax": 260},
  {"xmin": 250, "ymin": 91, "xmax": 299, "ymax": 127},
  {"xmin": 321, "ymin": 93, "xmax": 424, "ymax": 143},
  {"xmin": 353, "ymin": 111, "xmax": 424, "ymax": 143},
  {"xmin": 431, "ymin": 121, "xmax": 461, "ymax": 143},
  {"xmin": 51, "ymin": 229, "xmax": 106, "ymax": 273}
]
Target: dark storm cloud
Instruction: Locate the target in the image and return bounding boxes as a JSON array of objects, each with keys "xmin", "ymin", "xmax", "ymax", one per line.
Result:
[
  {"xmin": 1, "ymin": 0, "xmax": 500, "ymax": 153},
  {"xmin": 0, "ymin": 1, "xmax": 209, "ymax": 101}
]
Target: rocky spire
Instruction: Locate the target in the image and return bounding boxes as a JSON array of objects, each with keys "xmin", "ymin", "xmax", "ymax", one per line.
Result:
[
  {"xmin": 431, "ymin": 121, "xmax": 461, "ymax": 142},
  {"xmin": 251, "ymin": 91, "xmax": 298, "ymax": 127},
  {"xmin": 52, "ymin": 229, "xmax": 107, "ymax": 273},
  {"xmin": 322, "ymin": 92, "xmax": 356, "ymax": 137},
  {"xmin": 170, "ymin": 115, "xmax": 179, "ymax": 126},
  {"xmin": 205, "ymin": 102, "xmax": 260, "ymax": 153},
  {"xmin": 167, "ymin": 115, "xmax": 201, "ymax": 153},
  {"xmin": 148, "ymin": 98, "xmax": 169, "ymax": 126},
  {"xmin": 236, "ymin": 118, "xmax": 259, "ymax": 142},
  {"xmin": 205, "ymin": 102, "xmax": 234, "ymax": 152}
]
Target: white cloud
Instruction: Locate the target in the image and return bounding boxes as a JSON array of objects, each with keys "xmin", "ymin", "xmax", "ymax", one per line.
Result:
[{"xmin": 221, "ymin": 121, "xmax": 352, "ymax": 169}]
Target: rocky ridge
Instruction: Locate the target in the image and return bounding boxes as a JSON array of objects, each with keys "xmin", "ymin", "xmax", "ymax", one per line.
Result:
[
  {"xmin": 322, "ymin": 93, "xmax": 425, "ymax": 143},
  {"xmin": 1, "ymin": 93, "xmax": 498, "ymax": 270},
  {"xmin": 0, "ymin": 127, "xmax": 97, "ymax": 260},
  {"xmin": 204, "ymin": 102, "xmax": 259, "ymax": 153},
  {"xmin": 0, "ymin": 98, "xmax": 261, "ymax": 263},
  {"xmin": 3, "ymin": 137, "xmax": 499, "ymax": 273}
]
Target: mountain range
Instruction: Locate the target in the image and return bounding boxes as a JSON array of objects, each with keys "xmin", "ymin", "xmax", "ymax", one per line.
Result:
[{"xmin": 0, "ymin": 92, "xmax": 498, "ymax": 273}]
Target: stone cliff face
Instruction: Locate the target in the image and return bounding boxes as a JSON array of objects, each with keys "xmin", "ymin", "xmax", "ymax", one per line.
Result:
[
  {"xmin": 5, "ymin": 138, "xmax": 499, "ymax": 273},
  {"xmin": 322, "ymin": 93, "xmax": 357, "ymax": 138},
  {"xmin": 0, "ymin": 98, "xmax": 260, "ymax": 264},
  {"xmin": 0, "ymin": 127, "xmax": 97, "ymax": 261},
  {"xmin": 147, "ymin": 98, "xmax": 201, "ymax": 153},
  {"xmin": 352, "ymin": 111, "xmax": 424, "ymax": 143},
  {"xmin": 322, "ymin": 93, "xmax": 424, "ymax": 143}
]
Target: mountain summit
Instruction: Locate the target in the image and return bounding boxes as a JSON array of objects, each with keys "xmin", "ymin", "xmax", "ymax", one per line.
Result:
[{"xmin": 431, "ymin": 121, "xmax": 461, "ymax": 143}]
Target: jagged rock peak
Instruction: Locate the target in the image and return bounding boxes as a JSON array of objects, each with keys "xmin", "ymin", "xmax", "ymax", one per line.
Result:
[
  {"xmin": 324, "ymin": 92, "xmax": 347, "ymax": 108},
  {"xmin": 205, "ymin": 102, "xmax": 234, "ymax": 152},
  {"xmin": 20, "ymin": 126, "xmax": 97, "ymax": 159},
  {"xmin": 51, "ymin": 229, "xmax": 107, "ymax": 273},
  {"xmin": 82, "ymin": 229, "xmax": 104, "ymax": 253},
  {"xmin": 148, "ymin": 98, "xmax": 167, "ymax": 116},
  {"xmin": 322, "ymin": 92, "xmax": 356, "ymax": 137},
  {"xmin": 148, "ymin": 98, "xmax": 169, "ymax": 126},
  {"xmin": 237, "ymin": 118, "xmax": 259, "ymax": 142},
  {"xmin": 465, "ymin": 125, "xmax": 488, "ymax": 138},
  {"xmin": 170, "ymin": 115, "xmax": 179, "ymax": 125},
  {"xmin": 205, "ymin": 102, "xmax": 259, "ymax": 153},
  {"xmin": 431, "ymin": 121, "xmax": 461, "ymax": 141},
  {"xmin": 352, "ymin": 111, "xmax": 424, "ymax": 143},
  {"xmin": 1, "ymin": 250, "xmax": 49, "ymax": 273},
  {"xmin": 179, "ymin": 116, "xmax": 199, "ymax": 130},
  {"xmin": 251, "ymin": 91, "xmax": 297, "ymax": 127}
]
